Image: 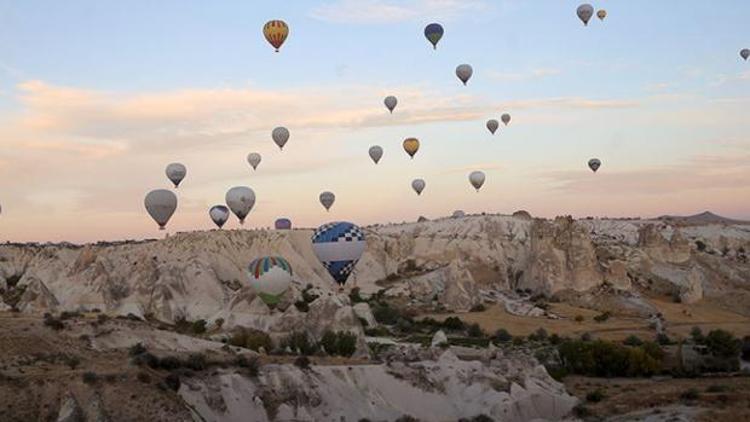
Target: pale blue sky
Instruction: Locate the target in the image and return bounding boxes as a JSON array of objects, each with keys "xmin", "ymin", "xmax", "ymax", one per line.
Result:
[{"xmin": 0, "ymin": 0, "xmax": 749, "ymax": 242}]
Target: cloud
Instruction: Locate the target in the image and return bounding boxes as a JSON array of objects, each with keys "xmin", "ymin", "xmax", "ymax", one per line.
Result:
[
  {"xmin": 310, "ymin": 0, "xmax": 487, "ymax": 24},
  {"xmin": 487, "ymin": 68, "xmax": 562, "ymax": 82}
]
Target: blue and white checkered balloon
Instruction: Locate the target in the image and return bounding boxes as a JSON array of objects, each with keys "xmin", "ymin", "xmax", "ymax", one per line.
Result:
[{"xmin": 311, "ymin": 221, "xmax": 366, "ymax": 285}]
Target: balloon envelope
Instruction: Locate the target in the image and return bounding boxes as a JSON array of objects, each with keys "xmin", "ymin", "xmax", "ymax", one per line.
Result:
[
  {"xmin": 263, "ymin": 20, "xmax": 289, "ymax": 52},
  {"xmin": 486, "ymin": 119, "xmax": 499, "ymax": 134},
  {"xmin": 311, "ymin": 221, "xmax": 366, "ymax": 285},
  {"xmin": 469, "ymin": 171, "xmax": 486, "ymax": 192},
  {"xmin": 384, "ymin": 96, "xmax": 397, "ymax": 113},
  {"xmin": 597, "ymin": 9, "xmax": 607, "ymax": 21},
  {"xmin": 403, "ymin": 138, "xmax": 420, "ymax": 159},
  {"xmin": 456, "ymin": 64, "xmax": 473, "ymax": 85},
  {"xmin": 501, "ymin": 113, "xmax": 511, "ymax": 126},
  {"xmin": 369, "ymin": 145, "xmax": 383, "ymax": 164},
  {"xmin": 165, "ymin": 163, "xmax": 186, "ymax": 188},
  {"xmin": 319, "ymin": 191, "xmax": 335, "ymax": 211},
  {"xmin": 411, "ymin": 178, "xmax": 425, "ymax": 195},
  {"xmin": 225, "ymin": 186, "xmax": 255, "ymax": 224},
  {"xmin": 588, "ymin": 158, "xmax": 602, "ymax": 173},
  {"xmin": 424, "ymin": 23, "xmax": 444, "ymax": 49},
  {"xmin": 741, "ymin": 49, "xmax": 750, "ymax": 61},
  {"xmin": 247, "ymin": 256, "xmax": 292, "ymax": 305},
  {"xmin": 209, "ymin": 205, "xmax": 230, "ymax": 229},
  {"xmin": 247, "ymin": 153, "xmax": 262, "ymax": 170},
  {"xmin": 145, "ymin": 189, "xmax": 177, "ymax": 230},
  {"xmin": 275, "ymin": 218, "xmax": 292, "ymax": 230},
  {"xmin": 272, "ymin": 127, "xmax": 290, "ymax": 150},
  {"xmin": 577, "ymin": 4, "xmax": 594, "ymax": 25}
]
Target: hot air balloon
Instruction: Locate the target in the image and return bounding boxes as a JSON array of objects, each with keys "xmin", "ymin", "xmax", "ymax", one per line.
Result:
[
  {"xmin": 311, "ymin": 221, "xmax": 366, "ymax": 286},
  {"xmin": 597, "ymin": 9, "xmax": 607, "ymax": 21},
  {"xmin": 411, "ymin": 179, "xmax": 425, "ymax": 195},
  {"xmin": 319, "ymin": 191, "xmax": 335, "ymax": 211},
  {"xmin": 263, "ymin": 20, "xmax": 289, "ymax": 52},
  {"xmin": 225, "ymin": 186, "xmax": 255, "ymax": 224},
  {"xmin": 247, "ymin": 153, "xmax": 262, "ymax": 170},
  {"xmin": 741, "ymin": 49, "xmax": 750, "ymax": 61},
  {"xmin": 144, "ymin": 189, "xmax": 177, "ymax": 230},
  {"xmin": 469, "ymin": 171, "xmax": 485, "ymax": 192},
  {"xmin": 384, "ymin": 96, "xmax": 397, "ymax": 113},
  {"xmin": 369, "ymin": 145, "xmax": 383, "ymax": 164},
  {"xmin": 456, "ymin": 64, "xmax": 473, "ymax": 85},
  {"xmin": 275, "ymin": 218, "xmax": 292, "ymax": 230},
  {"xmin": 247, "ymin": 256, "xmax": 292, "ymax": 305},
  {"xmin": 165, "ymin": 163, "xmax": 186, "ymax": 188},
  {"xmin": 501, "ymin": 113, "xmax": 511, "ymax": 126},
  {"xmin": 588, "ymin": 158, "xmax": 602, "ymax": 173},
  {"xmin": 209, "ymin": 205, "xmax": 230, "ymax": 229},
  {"xmin": 403, "ymin": 138, "xmax": 420, "ymax": 159},
  {"xmin": 424, "ymin": 23, "xmax": 444, "ymax": 49},
  {"xmin": 486, "ymin": 119, "xmax": 499, "ymax": 135},
  {"xmin": 577, "ymin": 4, "xmax": 594, "ymax": 26},
  {"xmin": 272, "ymin": 127, "xmax": 290, "ymax": 150}
]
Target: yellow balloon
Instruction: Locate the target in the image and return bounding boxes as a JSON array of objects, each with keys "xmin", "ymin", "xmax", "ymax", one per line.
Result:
[
  {"xmin": 263, "ymin": 20, "xmax": 289, "ymax": 52},
  {"xmin": 597, "ymin": 9, "xmax": 607, "ymax": 21},
  {"xmin": 403, "ymin": 138, "xmax": 420, "ymax": 159}
]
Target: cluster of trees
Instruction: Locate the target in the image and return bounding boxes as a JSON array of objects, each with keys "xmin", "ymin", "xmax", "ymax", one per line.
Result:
[
  {"xmin": 556, "ymin": 339, "xmax": 664, "ymax": 377},
  {"xmin": 228, "ymin": 328, "xmax": 357, "ymax": 358}
]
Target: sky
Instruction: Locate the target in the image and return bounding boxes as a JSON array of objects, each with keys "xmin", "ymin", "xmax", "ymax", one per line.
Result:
[{"xmin": 0, "ymin": 0, "xmax": 749, "ymax": 243}]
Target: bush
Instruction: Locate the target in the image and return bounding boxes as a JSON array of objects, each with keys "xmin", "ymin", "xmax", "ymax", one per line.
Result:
[
  {"xmin": 493, "ymin": 329, "xmax": 512, "ymax": 343},
  {"xmin": 82, "ymin": 371, "xmax": 98, "ymax": 384},
  {"xmin": 321, "ymin": 331, "xmax": 358, "ymax": 357},
  {"xmin": 163, "ymin": 373, "xmax": 180, "ymax": 391},
  {"xmin": 557, "ymin": 339, "xmax": 663, "ymax": 377},
  {"xmin": 191, "ymin": 320, "xmax": 207, "ymax": 335},
  {"xmin": 573, "ymin": 404, "xmax": 590, "ymax": 418},
  {"xmin": 680, "ymin": 388, "xmax": 700, "ymax": 401},
  {"xmin": 43, "ymin": 315, "xmax": 65, "ymax": 331},
  {"xmin": 574, "ymin": 315, "xmax": 584, "ymax": 323},
  {"xmin": 690, "ymin": 326, "xmax": 705, "ymax": 344},
  {"xmin": 349, "ymin": 287, "xmax": 364, "ymax": 304},
  {"xmin": 469, "ymin": 304, "xmax": 487, "ymax": 312},
  {"xmin": 132, "ymin": 352, "xmax": 159, "ymax": 368},
  {"xmin": 593, "ymin": 311, "xmax": 611, "ymax": 323},
  {"xmin": 586, "ymin": 389, "xmax": 606, "ymax": 402},
  {"xmin": 372, "ymin": 303, "xmax": 401, "ymax": 325},
  {"xmin": 704, "ymin": 329, "xmax": 741, "ymax": 359},
  {"xmin": 528, "ymin": 328, "xmax": 548, "ymax": 342},
  {"xmin": 442, "ymin": 316, "xmax": 465, "ymax": 331},
  {"xmin": 96, "ymin": 314, "xmax": 109, "ymax": 324},
  {"xmin": 228, "ymin": 328, "xmax": 273, "ymax": 352},
  {"xmin": 294, "ymin": 356, "xmax": 311, "ymax": 370},
  {"xmin": 59, "ymin": 311, "xmax": 81, "ymax": 320},
  {"xmin": 137, "ymin": 372, "xmax": 151, "ymax": 383},
  {"xmin": 549, "ymin": 333, "xmax": 563, "ymax": 345},
  {"xmin": 214, "ymin": 318, "xmax": 225, "ymax": 329},
  {"xmin": 158, "ymin": 356, "xmax": 182, "ymax": 370},
  {"xmin": 294, "ymin": 300, "xmax": 309, "ymax": 312},
  {"xmin": 235, "ymin": 355, "xmax": 260, "ymax": 377},
  {"xmin": 623, "ymin": 335, "xmax": 643, "ymax": 346},
  {"xmin": 695, "ymin": 240, "xmax": 706, "ymax": 252},
  {"xmin": 281, "ymin": 332, "xmax": 318, "ymax": 356},
  {"xmin": 706, "ymin": 384, "xmax": 730, "ymax": 393},
  {"xmin": 128, "ymin": 343, "xmax": 147, "ymax": 356},
  {"xmin": 656, "ymin": 333, "xmax": 672, "ymax": 345},
  {"xmin": 467, "ymin": 323, "xmax": 485, "ymax": 338},
  {"xmin": 185, "ymin": 353, "xmax": 207, "ymax": 371}
]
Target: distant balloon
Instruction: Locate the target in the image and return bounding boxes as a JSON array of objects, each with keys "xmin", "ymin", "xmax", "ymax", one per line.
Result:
[
  {"xmin": 486, "ymin": 119, "xmax": 499, "ymax": 134},
  {"xmin": 247, "ymin": 153, "xmax": 262, "ymax": 170},
  {"xmin": 384, "ymin": 96, "xmax": 397, "ymax": 113},
  {"xmin": 225, "ymin": 186, "xmax": 255, "ymax": 224},
  {"xmin": 275, "ymin": 218, "xmax": 292, "ymax": 230},
  {"xmin": 501, "ymin": 113, "xmax": 511, "ymax": 126},
  {"xmin": 451, "ymin": 210, "xmax": 465, "ymax": 219},
  {"xmin": 403, "ymin": 137, "xmax": 420, "ymax": 159},
  {"xmin": 577, "ymin": 4, "xmax": 594, "ymax": 26},
  {"xmin": 411, "ymin": 178, "xmax": 426, "ymax": 195},
  {"xmin": 456, "ymin": 64, "xmax": 473, "ymax": 85},
  {"xmin": 263, "ymin": 20, "xmax": 289, "ymax": 52},
  {"xmin": 165, "ymin": 163, "xmax": 186, "ymax": 188},
  {"xmin": 209, "ymin": 205, "xmax": 230, "ymax": 229},
  {"xmin": 424, "ymin": 23, "xmax": 444, "ymax": 49},
  {"xmin": 311, "ymin": 221, "xmax": 366, "ymax": 286},
  {"xmin": 319, "ymin": 191, "xmax": 335, "ymax": 211},
  {"xmin": 469, "ymin": 171, "xmax": 486, "ymax": 192},
  {"xmin": 597, "ymin": 9, "xmax": 607, "ymax": 21},
  {"xmin": 588, "ymin": 158, "xmax": 602, "ymax": 173},
  {"xmin": 272, "ymin": 127, "xmax": 290, "ymax": 150},
  {"xmin": 144, "ymin": 189, "xmax": 177, "ymax": 230},
  {"xmin": 741, "ymin": 49, "xmax": 750, "ymax": 61},
  {"xmin": 247, "ymin": 256, "xmax": 292, "ymax": 305},
  {"xmin": 369, "ymin": 145, "xmax": 383, "ymax": 164}
]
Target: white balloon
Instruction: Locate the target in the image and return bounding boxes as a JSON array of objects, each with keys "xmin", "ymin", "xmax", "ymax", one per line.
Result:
[
  {"xmin": 456, "ymin": 64, "xmax": 473, "ymax": 85},
  {"xmin": 486, "ymin": 119, "xmax": 499, "ymax": 134},
  {"xmin": 319, "ymin": 191, "xmax": 335, "ymax": 211},
  {"xmin": 144, "ymin": 189, "xmax": 177, "ymax": 230},
  {"xmin": 369, "ymin": 145, "xmax": 383, "ymax": 164},
  {"xmin": 469, "ymin": 171, "xmax": 486, "ymax": 192},
  {"xmin": 247, "ymin": 153, "xmax": 262, "ymax": 170},
  {"xmin": 384, "ymin": 96, "xmax": 397, "ymax": 113},
  {"xmin": 272, "ymin": 127, "xmax": 290, "ymax": 150},
  {"xmin": 225, "ymin": 186, "xmax": 255, "ymax": 224},
  {"xmin": 209, "ymin": 205, "xmax": 230, "ymax": 228},
  {"xmin": 411, "ymin": 178, "xmax": 426, "ymax": 195},
  {"xmin": 577, "ymin": 4, "xmax": 594, "ymax": 26},
  {"xmin": 165, "ymin": 163, "xmax": 186, "ymax": 188}
]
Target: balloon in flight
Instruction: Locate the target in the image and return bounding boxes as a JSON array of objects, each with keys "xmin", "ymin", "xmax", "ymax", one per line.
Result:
[
  {"xmin": 411, "ymin": 178, "xmax": 425, "ymax": 195},
  {"xmin": 588, "ymin": 158, "xmax": 602, "ymax": 173},
  {"xmin": 577, "ymin": 4, "xmax": 594, "ymax": 26},
  {"xmin": 486, "ymin": 119, "xmax": 499, "ymax": 134},
  {"xmin": 165, "ymin": 163, "xmax": 186, "ymax": 188},
  {"xmin": 272, "ymin": 127, "xmax": 290, "ymax": 150},
  {"xmin": 209, "ymin": 205, "xmax": 230, "ymax": 229},
  {"xmin": 369, "ymin": 145, "xmax": 383, "ymax": 164},
  {"xmin": 311, "ymin": 221, "xmax": 366, "ymax": 286},
  {"xmin": 741, "ymin": 49, "xmax": 750, "ymax": 61},
  {"xmin": 424, "ymin": 23, "xmax": 444, "ymax": 49},
  {"xmin": 263, "ymin": 20, "xmax": 289, "ymax": 52},
  {"xmin": 597, "ymin": 9, "xmax": 607, "ymax": 21},
  {"xmin": 225, "ymin": 186, "xmax": 255, "ymax": 224},
  {"xmin": 384, "ymin": 96, "xmax": 397, "ymax": 113},
  {"xmin": 247, "ymin": 256, "xmax": 292, "ymax": 305},
  {"xmin": 275, "ymin": 218, "xmax": 292, "ymax": 230},
  {"xmin": 403, "ymin": 138, "xmax": 420, "ymax": 159},
  {"xmin": 247, "ymin": 153, "xmax": 261, "ymax": 170},
  {"xmin": 501, "ymin": 113, "xmax": 511, "ymax": 126},
  {"xmin": 456, "ymin": 64, "xmax": 473, "ymax": 85},
  {"xmin": 144, "ymin": 189, "xmax": 177, "ymax": 230},
  {"xmin": 319, "ymin": 191, "xmax": 335, "ymax": 211},
  {"xmin": 469, "ymin": 171, "xmax": 486, "ymax": 192}
]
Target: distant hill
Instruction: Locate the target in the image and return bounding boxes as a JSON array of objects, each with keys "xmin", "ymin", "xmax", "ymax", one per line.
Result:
[{"xmin": 657, "ymin": 211, "xmax": 749, "ymax": 226}]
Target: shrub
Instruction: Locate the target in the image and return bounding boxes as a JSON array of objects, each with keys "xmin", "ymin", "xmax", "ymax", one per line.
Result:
[
  {"xmin": 372, "ymin": 304, "xmax": 401, "ymax": 325},
  {"xmin": 59, "ymin": 311, "xmax": 81, "ymax": 320},
  {"xmin": 294, "ymin": 300, "xmax": 309, "ymax": 312},
  {"xmin": 690, "ymin": 326, "xmax": 705, "ymax": 344},
  {"xmin": 623, "ymin": 335, "xmax": 643, "ymax": 346},
  {"xmin": 158, "ymin": 356, "xmax": 182, "ymax": 370},
  {"xmin": 706, "ymin": 384, "xmax": 730, "ymax": 393},
  {"xmin": 245, "ymin": 330, "xmax": 273, "ymax": 352},
  {"xmin": 557, "ymin": 339, "xmax": 663, "ymax": 377},
  {"xmin": 580, "ymin": 332, "xmax": 592, "ymax": 342},
  {"xmin": 442, "ymin": 316, "xmax": 465, "ymax": 331},
  {"xmin": 695, "ymin": 240, "xmax": 706, "ymax": 252},
  {"xmin": 191, "ymin": 320, "xmax": 207, "ymax": 335},
  {"xmin": 704, "ymin": 329, "xmax": 741, "ymax": 359},
  {"xmin": 214, "ymin": 318, "xmax": 224, "ymax": 329},
  {"xmin": 593, "ymin": 311, "xmax": 611, "ymax": 323},
  {"xmin": 493, "ymin": 329, "xmax": 512, "ymax": 343},
  {"xmin": 469, "ymin": 303, "xmax": 487, "ymax": 312},
  {"xmin": 132, "ymin": 352, "xmax": 159, "ymax": 368},
  {"xmin": 656, "ymin": 333, "xmax": 672, "ymax": 345},
  {"xmin": 680, "ymin": 388, "xmax": 700, "ymax": 401},
  {"xmin": 43, "ymin": 315, "xmax": 65, "ymax": 331},
  {"xmin": 185, "ymin": 353, "xmax": 207, "ymax": 371},
  {"xmin": 394, "ymin": 416, "xmax": 419, "ymax": 422},
  {"xmin": 572, "ymin": 404, "xmax": 590, "ymax": 418},
  {"xmin": 321, "ymin": 331, "xmax": 358, "ymax": 357},
  {"xmin": 467, "ymin": 323, "xmax": 485, "ymax": 338},
  {"xmin": 137, "ymin": 372, "xmax": 151, "ymax": 383},
  {"xmin": 586, "ymin": 389, "xmax": 606, "ymax": 403},
  {"xmin": 281, "ymin": 332, "xmax": 318, "ymax": 356},
  {"xmin": 574, "ymin": 315, "xmax": 584, "ymax": 323},
  {"xmin": 96, "ymin": 314, "xmax": 109, "ymax": 324},
  {"xmin": 549, "ymin": 333, "xmax": 562, "ymax": 345},
  {"xmin": 235, "ymin": 355, "xmax": 260, "ymax": 377},
  {"xmin": 349, "ymin": 287, "xmax": 364, "ymax": 304},
  {"xmin": 163, "ymin": 373, "xmax": 180, "ymax": 391},
  {"xmin": 294, "ymin": 356, "xmax": 311, "ymax": 370},
  {"xmin": 128, "ymin": 343, "xmax": 147, "ymax": 356},
  {"xmin": 528, "ymin": 328, "xmax": 548, "ymax": 342},
  {"xmin": 82, "ymin": 371, "xmax": 98, "ymax": 384}
]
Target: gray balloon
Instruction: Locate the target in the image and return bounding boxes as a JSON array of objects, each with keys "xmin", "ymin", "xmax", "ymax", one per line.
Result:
[
  {"xmin": 225, "ymin": 186, "xmax": 255, "ymax": 224},
  {"xmin": 588, "ymin": 158, "xmax": 602, "ymax": 173},
  {"xmin": 456, "ymin": 64, "xmax": 473, "ymax": 85},
  {"xmin": 486, "ymin": 119, "xmax": 499, "ymax": 134},
  {"xmin": 501, "ymin": 113, "xmax": 511, "ymax": 126},
  {"xmin": 209, "ymin": 205, "xmax": 230, "ymax": 229},
  {"xmin": 577, "ymin": 4, "xmax": 594, "ymax": 26},
  {"xmin": 144, "ymin": 189, "xmax": 177, "ymax": 230},
  {"xmin": 411, "ymin": 178, "xmax": 426, "ymax": 195},
  {"xmin": 369, "ymin": 145, "xmax": 383, "ymax": 164},
  {"xmin": 247, "ymin": 152, "xmax": 262, "ymax": 170},
  {"xmin": 319, "ymin": 191, "xmax": 335, "ymax": 211},
  {"xmin": 469, "ymin": 171, "xmax": 486, "ymax": 192},
  {"xmin": 384, "ymin": 96, "xmax": 397, "ymax": 113},
  {"xmin": 741, "ymin": 49, "xmax": 750, "ymax": 61},
  {"xmin": 165, "ymin": 163, "xmax": 186, "ymax": 188},
  {"xmin": 272, "ymin": 127, "xmax": 290, "ymax": 150}
]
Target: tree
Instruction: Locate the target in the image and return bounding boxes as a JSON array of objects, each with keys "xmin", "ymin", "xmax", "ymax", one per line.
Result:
[{"xmin": 704, "ymin": 329, "xmax": 740, "ymax": 359}]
